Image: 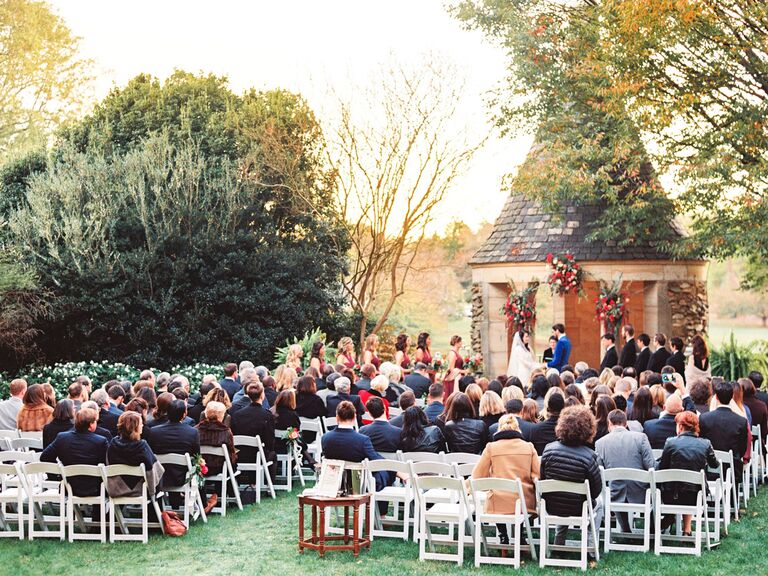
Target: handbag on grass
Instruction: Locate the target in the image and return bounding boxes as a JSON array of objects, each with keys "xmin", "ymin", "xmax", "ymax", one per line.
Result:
[{"xmin": 162, "ymin": 510, "xmax": 188, "ymax": 536}]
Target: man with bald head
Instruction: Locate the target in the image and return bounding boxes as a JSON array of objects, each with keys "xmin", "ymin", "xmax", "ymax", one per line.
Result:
[{"xmin": 643, "ymin": 394, "xmax": 684, "ymax": 449}]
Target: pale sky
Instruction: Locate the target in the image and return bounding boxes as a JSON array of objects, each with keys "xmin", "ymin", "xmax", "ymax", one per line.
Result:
[{"xmin": 48, "ymin": 0, "xmax": 533, "ymax": 233}]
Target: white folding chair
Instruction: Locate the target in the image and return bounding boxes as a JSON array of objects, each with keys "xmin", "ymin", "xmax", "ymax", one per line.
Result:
[
  {"xmin": 600, "ymin": 467, "xmax": 654, "ymax": 553},
  {"xmin": 0, "ymin": 430, "xmax": 19, "ymax": 451},
  {"xmin": 470, "ymin": 477, "xmax": 537, "ymax": 568},
  {"xmin": 705, "ymin": 460, "xmax": 726, "ymax": 540},
  {"xmin": 61, "ymin": 464, "xmax": 108, "ymax": 542},
  {"xmin": 102, "ymin": 463, "xmax": 164, "ymax": 542},
  {"xmin": 388, "ymin": 406, "xmax": 403, "ymax": 419},
  {"xmin": 321, "ymin": 416, "xmax": 358, "ymax": 433},
  {"xmin": 654, "ymin": 469, "xmax": 710, "ymax": 556},
  {"xmin": 412, "ymin": 473, "xmax": 469, "ymax": 565},
  {"xmin": 21, "ymin": 461, "xmax": 65, "ymax": 540},
  {"xmin": 0, "ymin": 462, "xmax": 24, "ymax": 539},
  {"xmin": 156, "ymin": 453, "xmax": 207, "ymax": 525},
  {"xmin": 537, "ymin": 479, "xmax": 600, "ymax": 571},
  {"xmin": 18, "ymin": 431, "xmax": 43, "ymax": 442},
  {"xmin": 8, "ymin": 438, "xmax": 43, "ymax": 452},
  {"xmin": 273, "ymin": 431, "xmax": 306, "ymax": 492},
  {"xmin": 714, "ymin": 450, "xmax": 739, "ymax": 520},
  {"xmin": 750, "ymin": 425, "xmax": 761, "ymax": 495},
  {"xmin": 366, "ymin": 459, "xmax": 412, "ymax": 541},
  {"xmin": 199, "ymin": 445, "xmax": 242, "ymax": 516},
  {"xmin": 443, "ymin": 452, "xmax": 480, "ymax": 466},
  {"xmin": 397, "ymin": 450, "xmax": 445, "ymax": 463},
  {"xmin": 233, "ymin": 435, "xmax": 275, "ymax": 502},
  {"xmin": 299, "ymin": 417, "xmax": 323, "ymax": 464}
]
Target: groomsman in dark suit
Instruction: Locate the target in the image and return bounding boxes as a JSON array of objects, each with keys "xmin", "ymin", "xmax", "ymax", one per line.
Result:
[
  {"xmin": 634, "ymin": 333, "xmax": 651, "ymax": 373},
  {"xmin": 648, "ymin": 333, "xmax": 672, "ymax": 373},
  {"xmin": 667, "ymin": 337, "xmax": 687, "ymax": 381},
  {"xmin": 600, "ymin": 333, "xmax": 619, "ymax": 372},
  {"xmin": 618, "ymin": 324, "xmax": 637, "ymax": 369}
]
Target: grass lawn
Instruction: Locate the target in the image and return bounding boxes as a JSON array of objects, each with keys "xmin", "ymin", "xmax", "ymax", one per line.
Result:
[{"xmin": 4, "ymin": 484, "xmax": 768, "ymax": 576}]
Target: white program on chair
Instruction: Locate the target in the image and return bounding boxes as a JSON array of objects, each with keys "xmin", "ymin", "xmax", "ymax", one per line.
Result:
[
  {"xmin": 537, "ymin": 479, "xmax": 600, "ymax": 571},
  {"xmin": 600, "ymin": 466, "xmax": 654, "ymax": 553},
  {"xmin": 653, "ymin": 468, "xmax": 710, "ymax": 556},
  {"xmin": 155, "ymin": 453, "xmax": 207, "ymax": 525},
  {"xmin": 412, "ymin": 473, "xmax": 469, "ymax": 565},
  {"xmin": 21, "ymin": 461, "xmax": 65, "ymax": 540},
  {"xmin": 199, "ymin": 445, "xmax": 243, "ymax": 516},
  {"xmin": 470, "ymin": 477, "xmax": 537, "ymax": 568},
  {"xmin": 0, "ymin": 462, "xmax": 24, "ymax": 539},
  {"xmin": 233, "ymin": 435, "xmax": 275, "ymax": 501},
  {"xmin": 367, "ymin": 459, "xmax": 412, "ymax": 541},
  {"xmin": 61, "ymin": 463, "xmax": 108, "ymax": 542},
  {"xmin": 102, "ymin": 463, "xmax": 164, "ymax": 542}
]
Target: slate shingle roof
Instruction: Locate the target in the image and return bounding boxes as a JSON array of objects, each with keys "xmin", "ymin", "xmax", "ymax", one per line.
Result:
[{"xmin": 470, "ymin": 194, "xmax": 692, "ymax": 265}]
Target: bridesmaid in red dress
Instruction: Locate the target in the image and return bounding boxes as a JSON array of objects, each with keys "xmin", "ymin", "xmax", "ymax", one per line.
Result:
[
  {"xmin": 335, "ymin": 336, "xmax": 357, "ymax": 370},
  {"xmin": 394, "ymin": 334, "xmax": 412, "ymax": 374},
  {"xmin": 442, "ymin": 335, "xmax": 466, "ymax": 401},
  {"xmin": 414, "ymin": 332, "xmax": 434, "ymax": 381},
  {"xmin": 309, "ymin": 341, "xmax": 326, "ymax": 374},
  {"xmin": 363, "ymin": 334, "xmax": 381, "ymax": 370}
]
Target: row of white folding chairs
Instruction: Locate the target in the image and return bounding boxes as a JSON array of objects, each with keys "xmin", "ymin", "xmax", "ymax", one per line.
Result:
[
  {"xmin": 0, "ymin": 459, "xmax": 164, "ymax": 543},
  {"xmin": 0, "ymin": 430, "xmax": 43, "ymax": 452}
]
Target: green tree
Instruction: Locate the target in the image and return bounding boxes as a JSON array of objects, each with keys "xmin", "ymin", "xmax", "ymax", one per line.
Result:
[
  {"xmin": 0, "ymin": 0, "xmax": 91, "ymax": 156},
  {"xmin": 454, "ymin": 0, "xmax": 767, "ymax": 259},
  {"xmin": 6, "ymin": 72, "xmax": 348, "ymax": 368}
]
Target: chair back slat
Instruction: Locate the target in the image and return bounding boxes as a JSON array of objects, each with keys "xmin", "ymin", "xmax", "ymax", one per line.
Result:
[
  {"xmin": 398, "ymin": 451, "xmax": 445, "ymax": 463},
  {"xmin": 409, "ymin": 460, "xmax": 455, "ymax": 477},
  {"xmin": 0, "ymin": 450, "xmax": 40, "ymax": 463},
  {"xmin": 537, "ymin": 479, "xmax": 588, "ymax": 496},
  {"xmin": 443, "ymin": 452, "xmax": 480, "ymax": 465},
  {"xmin": 601, "ymin": 467, "xmax": 653, "ymax": 484}
]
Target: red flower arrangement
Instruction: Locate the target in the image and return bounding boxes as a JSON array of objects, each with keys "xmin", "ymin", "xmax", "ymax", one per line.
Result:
[
  {"xmin": 595, "ymin": 276, "xmax": 628, "ymax": 334},
  {"xmin": 545, "ymin": 252, "xmax": 584, "ymax": 296},
  {"xmin": 463, "ymin": 351, "xmax": 483, "ymax": 374},
  {"xmin": 501, "ymin": 281, "xmax": 539, "ymax": 332}
]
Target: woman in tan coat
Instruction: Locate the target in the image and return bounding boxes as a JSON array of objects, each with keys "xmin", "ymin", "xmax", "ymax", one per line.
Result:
[
  {"xmin": 472, "ymin": 414, "xmax": 540, "ymax": 544},
  {"xmin": 16, "ymin": 383, "xmax": 55, "ymax": 431}
]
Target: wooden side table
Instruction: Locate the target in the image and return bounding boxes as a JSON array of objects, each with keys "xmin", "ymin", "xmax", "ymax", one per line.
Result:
[{"xmin": 298, "ymin": 493, "xmax": 371, "ymax": 558}]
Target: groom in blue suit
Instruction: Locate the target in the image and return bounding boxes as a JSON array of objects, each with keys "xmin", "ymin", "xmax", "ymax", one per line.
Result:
[{"xmin": 547, "ymin": 323, "xmax": 571, "ymax": 371}]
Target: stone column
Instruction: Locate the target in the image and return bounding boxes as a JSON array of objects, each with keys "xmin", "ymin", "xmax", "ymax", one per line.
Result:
[{"xmin": 667, "ymin": 280, "xmax": 709, "ymax": 340}]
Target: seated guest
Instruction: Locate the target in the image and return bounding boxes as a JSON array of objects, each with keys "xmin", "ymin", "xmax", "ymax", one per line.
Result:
[
  {"xmin": 230, "ymin": 381, "xmax": 275, "ymax": 482},
  {"xmin": 465, "ymin": 383, "xmax": 483, "ymax": 417},
  {"xmin": 16, "ymin": 383, "xmax": 54, "ymax": 432},
  {"xmin": 67, "ymin": 381, "xmax": 86, "ymax": 412},
  {"xmin": 479, "ymin": 390, "xmax": 505, "ymax": 429},
  {"xmin": 43, "ymin": 399, "xmax": 75, "ymax": 448},
  {"xmin": 657, "ymin": 411, "xmax": 718, "ymax": 534},
  {"xmin": 700, "ymin": 380, "xmax": 748, "ymax": 485},
  {"xmin": 520, "ymin": 399, "xmax": 540, "ymax": 426},
  {"xmin": 219, "ymin": 363, "xmax": 240, "ymax": 401},
  {"xmin": 229, "ymin": 368, "xmax": 260, "ymax": 416},
  {"xmin": 404, "ymin": 363, "xmax": 432, "ymax": 399},
  {"xmin": 321, "ymin": 401, "xmax": 387, "ymax": 490},
  {"xmin": 80, "ymin": 400, "xmax": 114, "ymax": 441},
  {"xmin": 423, "ymin": 383, "xmax": 445, "ymax": 424},
  {"xmin": 596, "ymin": 410, "xmax": 655, "ymax": 532},
  {"xmin": 540, "ymin": 405, "xmax": 603, "ymax": 548},
  {"xmin": 472, "ymin": 414, "xmax": 539, "ymax": 544},
  {"xmin": 295, "ymin": 375, "xmax": 327, "ymax": 421},
  {"xmin": 628, "ymin": 386, "xmax": 657, "ymax": 431},
  {"xmin": 444, "ymin": 393, "xmax": 488, "ymax": 454},
  {"xmin": 359, "ymin": 397, "xmax": 402, "ymax": 453},
  {"xmin": 188, "ymin": 380, "xmax": 217, "ymax": 422},
  {"xmin": 356, "ymin": 364, "xmax": 377, "ymax": 392},
  {"xmin": 529, "ymin": 375, "xmax": 550, "ymax": 414},
  {"xmin": 0, "ymin": 378, "xmax": 27, "ymax": 430},
  {"xmin": 107, "ymin": 386, "xmax": 125, "ymax": 415},
  {"xmin": 688, "ymin": 378, "xmax": 712, "ymax": 415},
  {"xmin": 399, "ymin": 406, "xmax": 446, "ymax": 453},
  {"xmin": 643, "ymin": 394, "xmax": 683, "ymax": 449},
  {"xmin": 107, "ymin": 411, "xmax": 164, "ymax": 497},
  {"xmin": 749, "ymin": 370, "xmax": 768, "ymax": 406},
  {"xmin": 124, "ymin": 397, "xmax": 152, "ymax": 441},
  {"xmin": 272, "ymin": 389, "xmax": 316, "ymax": 467},
  {"xmin": 490, "ymin": 399, "xmax": 536, "ymax": 440},
  {"xmin": 148, "ymin": 399, "xmax": 201, "ymax": 491},
  {"xmin": 197, "ymin": 401, "xmax": 237, "ymax": 505},
  {"xmin": 594, "ymin": 395, "xmax": 617, "ymax": 443},
  {"xmin": 41, "ymin": 408, "xmax": 109, "ymax": 496},
  {"xmin": 742, "ymin": 377, "xmax": 768, "ymax": 449},
  {"xmin": 529, "ymin": 393, "xmax": 564, "ymax": 455},
  {"xmin": 380, "ymin": 362, "xmax": 406, "ymax": 406},
  {"xmin": 316, "ymin": 366, "xmax": 337, "ymax": 400},
  {"xmin": 145, "ymin": 392, "xmax": 174, "ymax": 429},
  {"xmin": 327, "ymin": 377, "xmax": 366, "ymax": 426},
  {"xmin": 389, "ymin": 390, "xmax": 415, "ymax": 428}
]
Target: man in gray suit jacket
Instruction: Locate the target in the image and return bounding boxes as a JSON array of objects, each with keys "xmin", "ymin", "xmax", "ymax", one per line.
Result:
[{"xmin": 595, "ymin": 409, "xmax": 655, "ymax": 533}]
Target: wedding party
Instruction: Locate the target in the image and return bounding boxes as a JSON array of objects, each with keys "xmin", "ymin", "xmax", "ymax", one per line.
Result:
[{"xmin": 1, "ymin": 0, "xmax": 768, "ymax": 575}]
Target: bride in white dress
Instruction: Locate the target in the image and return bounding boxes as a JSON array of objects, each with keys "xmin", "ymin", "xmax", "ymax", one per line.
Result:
[{"xmin": 507, "ymin": 329, "xmax": 537, "ymax": 387}]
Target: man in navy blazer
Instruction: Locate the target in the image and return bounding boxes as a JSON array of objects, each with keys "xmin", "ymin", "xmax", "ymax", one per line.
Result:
[
  {"xmin": 219, "ymin": 363, "xmax": 240, "ymax": 401},
  {"xmin": 321, "ymin": 400, "xmax": 389, "ymax": 491},
  {"xmin": 41, "ymin": 408, "xmax": 108, "ymax": 496},
  {"xmin": 643, "ymin": 394, "xmax": 684, "ymax": 449},
  {"xmin": 359, "ymin": 397, "xmax": 401, "ymax": 453},
  {"xmin": 325, "ymin": 377, "xmax": 365, "ymax": 427},
  {"xmin": 148, "ymin": 399, "xmax": 201, "ymax": 487},
  {"xmin": 90, "ymin": 389, "xmax": 119, "ymax": 437},
  {"xmin": 546, "ymin": 323, "xmax": 571, "ymax": 371},
  {"xmin": 423, "ymin": 383, "xmax": 445, "ymax": 424}
]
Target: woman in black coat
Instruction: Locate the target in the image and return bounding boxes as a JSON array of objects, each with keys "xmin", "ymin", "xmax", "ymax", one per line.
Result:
[
  {"xmin": 274, "ymin": 388, "xmax": 316, "ymax": 466},
  {"xmin": 657, "ymin": 411, "xmax": 718, "ymax": 535},
  {"xmin": 43, "ymin": 400, "xmax": 75, "ymax": 448},
  {"xmin": 399, "ymin": 406, "xmax": 446, "ymax": 453},
  {"xmin": 107, "ymin": 411, "xmax": 163, "ymax": 496},
  {"xmin": 443, "ymin": 393, "xmax": 488, "ymax": 454},
  {"xmin": 540, "ymin": 405, "xmax": 602, "ymax": 546}
]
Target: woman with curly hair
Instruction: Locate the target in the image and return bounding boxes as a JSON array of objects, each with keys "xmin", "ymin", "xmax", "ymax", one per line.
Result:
[
  {"xmin": 362, "ymin": 334, "xmax": 381, "ymax": 370},
  {"xmin": 335, "ymin": 337, "xmax": 357, "ymax": 370},
  {"xmin": 309, "ymin": 341, "xmax": 326, "ymax": 374},
  {"xmin": 285, "ymin": 344, "xmax": 304, "ymax": 373},
  {"xmin": 394, "ymin": 333, "xmax": 412, "ymax": 373},
  {"xmin": 540, "ymin": 405, "xmax": 603, "ymax": 548},
  {"xmin": 685, "ymin": 333, "xmax": 711, "ymax": 383}
]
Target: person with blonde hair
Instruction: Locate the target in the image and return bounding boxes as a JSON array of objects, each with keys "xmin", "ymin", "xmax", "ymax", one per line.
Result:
[
  {"xmin": 359, "ymin": 374, "xmax": 391, "ymax": 421},
  {"xmin": 275, "ymin": 365, "xmax": 298, "ymax": 392},
  {"xmin": 362, "ymin": 334, "xmax": 381, "ymax": 370},
  {"xmin": 465, "ymin": 383, "xmax": 483, "ymax": 415},
  {"xmin": 599, "ymin": 367, "xmax": 615, "ymax": 387},
  {"xmin": 472, "ymin": 413, "xmax": 540, "ymax": 544},
  {"xmin": 285, "ymin": 344, "xmax": 304, "ymax": 373},
  {"xmin": 336, "ymin": 336, "xmax": 356, "ymax": 369},
  {"xmin": 501, "ymin": 385, "xmax": 524, "ymax": 404},
  {"xmin": 479, "ymin": 390, "xmax": 505, "ymax": 428}
]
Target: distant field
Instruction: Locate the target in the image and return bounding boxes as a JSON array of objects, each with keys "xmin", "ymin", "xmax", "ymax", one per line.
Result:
[{"xmin": 708, "ymin": 321, "xmax": 768, "ymax": 346}]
